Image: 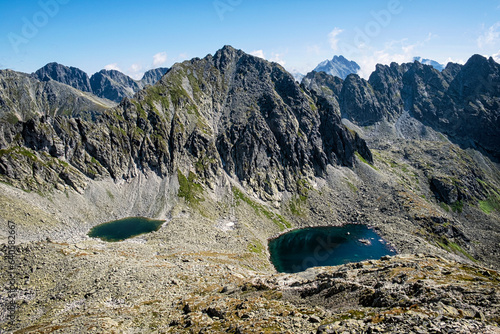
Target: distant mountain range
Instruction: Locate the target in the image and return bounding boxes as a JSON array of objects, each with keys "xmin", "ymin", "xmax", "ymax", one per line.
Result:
[
  {"xmin": 34, "ymin": 63, "xmax": 169, "ymax": 103},
  {"xmin": 313, "ymin": 55, "xmax": 361, "ymax": 79},
  {"xmin": 1, "ymin": 46, "xmax": 499, "ymax": 332},
  {"xmin": 413, "ymin": 57, "xmax": 445, "ymax": 71},
  {"xmin": 309, "ymin": 56, "xmax": 445, "ymax": 80},
  {"xmin": 303, "ymin": 54, "xmax": 500, "ymax": 159},
  {"xmin": 26, "ymin": 56, "xmax": 446, "ymax": 105},
  {"xmin": 290, "ymin": 70, "xmax": 305, "ymax": 82}
]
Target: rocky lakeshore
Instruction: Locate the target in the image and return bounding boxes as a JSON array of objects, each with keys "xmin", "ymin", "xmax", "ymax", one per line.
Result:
[{"xmin": 1, "ymin": 239, "xmax": 499, "ymax": 333}]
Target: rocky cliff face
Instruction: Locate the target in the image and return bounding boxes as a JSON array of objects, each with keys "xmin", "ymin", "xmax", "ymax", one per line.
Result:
[
  {"xmin": 0, "ymin": 46, "xmax": 371, "ymax": 200},
  {"xmin": 90, "ymin": 68, "xmax": 170, "ymax": 102},
  {"xmin": 89, "ymin": 69, "xmax": 142, "ymax": 103},
  {"xmin": 302, "ymin": 56, "xmax": 500, "ymax": 239},
  {"xmin": 1, "ymin": 46, "xmax": 500, "ymax": 334},
  {"xmin": 34, "ymin": 62, "xmax": 92, "ymax": 93},
  {"xmin": 0, "ymin": 69, "xmax": 113, "ymax": 123},
  {"xmin": 303, "ymin": 55, "xmax": 500, "ymax": 160},
  {"xmin": 140, "ymin": 67, "xmax": 169, "ymax": 86}
]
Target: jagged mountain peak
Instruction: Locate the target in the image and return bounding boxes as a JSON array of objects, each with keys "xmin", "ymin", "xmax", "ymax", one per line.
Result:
[
  {"xmin": 141, "ymin": 67, "xmax": 169, "ymax": 86},
  {"xmin": 1, "ymin": 45, "xmax": 372, "ymax": 200},
  {"xmin": 313, "ymin": 55, "xmax": 360, "ymax": 80},
  {"xmin": 303, "ymin": 53, "xmax": 500, "ymax": 160},
  {"xmin": 34, "ymin": 62, "xmax": 92, "ymax": 93},
  {"xmin": 32, "ymin": 62, "xmax": 169, "ymax": 103},
  {"xmin": 0, "ymin": 68, "xmax": 114, "ymax": 122},
  {"xmin": 461, "ymin": 54, "xmax": 500, "ymax": 76},
  {"xmin": 211, "ymin": 45, "xmax": 252, "ymax": 73}
]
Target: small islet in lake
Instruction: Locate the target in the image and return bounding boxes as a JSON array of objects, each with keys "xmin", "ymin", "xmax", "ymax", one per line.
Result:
[
  {"xmin": 88, "ymin": 217, "xmax": 166, "ymax": 242},
  {"xmin": 269, "ymin": 224, "xmax": 395, "ymax": 273}
]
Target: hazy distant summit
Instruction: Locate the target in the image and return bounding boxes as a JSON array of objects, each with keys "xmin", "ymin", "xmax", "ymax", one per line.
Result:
[
  {"xmin": 313, "ymin": 55, "xmax": 360, "ymax": 79},
  {"xmin": 413, "ymin": 57, "xmax": 445, "ymax": 71}
]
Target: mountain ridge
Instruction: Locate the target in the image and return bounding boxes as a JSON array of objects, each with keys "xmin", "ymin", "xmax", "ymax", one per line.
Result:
[
  {"xmin": 303, "ymin": 54, "xmax": 500, "ymax": 161},
  {"xmin": 0, "ymin": 45, "xmax": 499, "ymax": 333},
  {"xmin": 0, "ymin": 69, "xmax": 114, "ymax": 123},
  {"xmin": 1, "ymin": 46, "xmax": 371, "ymax": 199},
  {"xmin": 34, "ymin": 62, "xmax": 169, "ymax": 103}
]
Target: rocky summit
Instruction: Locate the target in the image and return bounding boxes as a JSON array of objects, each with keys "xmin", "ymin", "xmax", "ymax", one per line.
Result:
[
  {"xmin": 34, "ymin": 62, "xmax": 169, "ymax": 103},
  {"xmin": 0, "ymin": 46, "xmax": 499, "ymax": 333},
  {"xmin": 313, "ymin": 55, "xmax": 361, "ymax": 80}
]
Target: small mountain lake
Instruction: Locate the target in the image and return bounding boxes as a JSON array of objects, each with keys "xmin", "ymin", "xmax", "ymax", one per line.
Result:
[
  {"xmin": 268, "ymin": 224, "xmax": 395, "ymax": 273},
  {"xmin": 88, "ymin": 217, "xmax": 166, "ymax": 242}
]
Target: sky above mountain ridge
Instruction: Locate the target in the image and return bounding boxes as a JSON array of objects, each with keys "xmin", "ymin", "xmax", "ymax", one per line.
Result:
[{"xmin": 1, "ymin": 0, "xmax": 499, "ymax": 79}]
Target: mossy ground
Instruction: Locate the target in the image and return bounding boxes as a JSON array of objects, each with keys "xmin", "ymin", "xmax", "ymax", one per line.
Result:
[
  {"xmin": 233, "ymin": 187, "xmax": 291, "ymax": 231},
  {"xmin": 177, "ymin": 170, "xmax": 204, "ymax": 205}
]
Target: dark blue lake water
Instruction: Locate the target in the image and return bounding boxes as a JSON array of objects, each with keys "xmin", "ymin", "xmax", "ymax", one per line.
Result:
[
  {"xmin": 268, "ymin": 224, "xmax": 395, "ymax": 273},
  {"xmin": 88, "ymin": 217, "xmax": 166, "ymax": 242}
]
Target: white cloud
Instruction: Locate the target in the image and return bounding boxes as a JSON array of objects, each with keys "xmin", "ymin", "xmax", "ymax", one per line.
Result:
[
  {"xmin": 250, "ymin": 50, "xmax": 286, "ymax": 66},
  {"xmin": 328, "ymin": 27, "xmax": 344, "ymax": 51},
  {"xmin": 478, "ymin": 22, "xmax": 500, "ymax": 48},
  {"xmin": 128, "ymin": 63, "xmax": 144, "ymax": 80},
  {"xmin": 306, "ymin": 44, "xmax": 322, "ymax": 55},
  {"xmin": 177, "ymin": 53, "xmax": 189, "ymax": 60},
  {"xmin": 270, "ymin": 53, "xmax": 286, "ymax": 66},
  {"xmin": 130, "ymin": 63, "xmax": 142, "ymax": 72},
  {"xmin": 493, "ymin": 50, "xmax": 500, "ymax": 63},
  {"xmin": 153, "ymin": 52, "xmax": 168, "ymax": 67},
  {"xmin": 356, "ymin": 39, "xmax": 419, "ymax": 79},
  {"xmin": 104, "ymin": 63, "xmax": 121, "ymax": 71},
  {"xmin": 424, "ymin": 32, "xmax": 437, "ymax": 43},
  {"xmin": 445, "ymin": 57, "xmax": 466, "ymax": 65},
  {"xmin": 250, "ymin": 50, "xmax": 265, "ymax": 59},
  {"xmin": 353, "ymin": 34, "xmax": 442, "ymax": 79}
]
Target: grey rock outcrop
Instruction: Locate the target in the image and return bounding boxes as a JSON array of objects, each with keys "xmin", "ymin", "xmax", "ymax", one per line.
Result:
[
  {"xmin": 140, "ymin": 67, "xmax": 169, "ymax": 86},
  {"xmin": 0, "ymin": 69, "xmax": 113, "ymax": 123},
  {"xmin": 89, "ymin": 69, "xmax": 142, "ymax": 103}
]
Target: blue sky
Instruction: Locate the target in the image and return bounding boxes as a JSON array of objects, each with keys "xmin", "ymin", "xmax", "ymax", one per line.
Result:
[{"xmin": 1, "ymin": 0, "xmax": 500, "ymax": 79}]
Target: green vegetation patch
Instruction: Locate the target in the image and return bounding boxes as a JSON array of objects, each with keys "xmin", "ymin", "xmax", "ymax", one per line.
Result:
[
  {"xmin": 296, "ymin": 179, "xmax": 311, "ymax": 198},
  {"xmin": 144, "ymin": 85, "xmax": 171, "ymax": 112},
  {"xmin": 5, "ymin": 113, "xmax": 19, "ymax": 125},
  {"xmin": 289, "ymin": 179, "xmax": 312, "ymax": 216},
  {"xmin": 177, "ymin": 170, "xmax": 205, "ymax": 205},
  {"xmin": 355, "ymin": 152, "xmax": 378, "ymax": 170},
  {"xmin": 437, "ymin": 237, "xmax": 476, "ymax": 262},
  {"xmin": 233, "ymin": 187, "xmax": 291, "ymax": 231},
  {"xmin": 346, "ymin": 180, "xmax": 358, "ymax": 193},
  {"xmin": 106, "ymin": 190, "xmax": 115, "ymax": 200},
  {"xmin": 451, "ymin": 200, "xmax": 464, "ymax": 213},
  {"xmin": 439, "ymin": 202, "xmax": 450, "ymax": 212},
  {"xmin": 0, "ymin": 146, "xmax": 34, "ymax": 160},
  {"xmin": 479, "ymin": 194, "xmax": 500, "ymax": 214},
  {"xmin": 248, "ymin": 239, "xmax": 265, "ymax": 254},
  {"xmin": 289, "ymin": 195, "xmax": 307, "ymax": 216}
]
